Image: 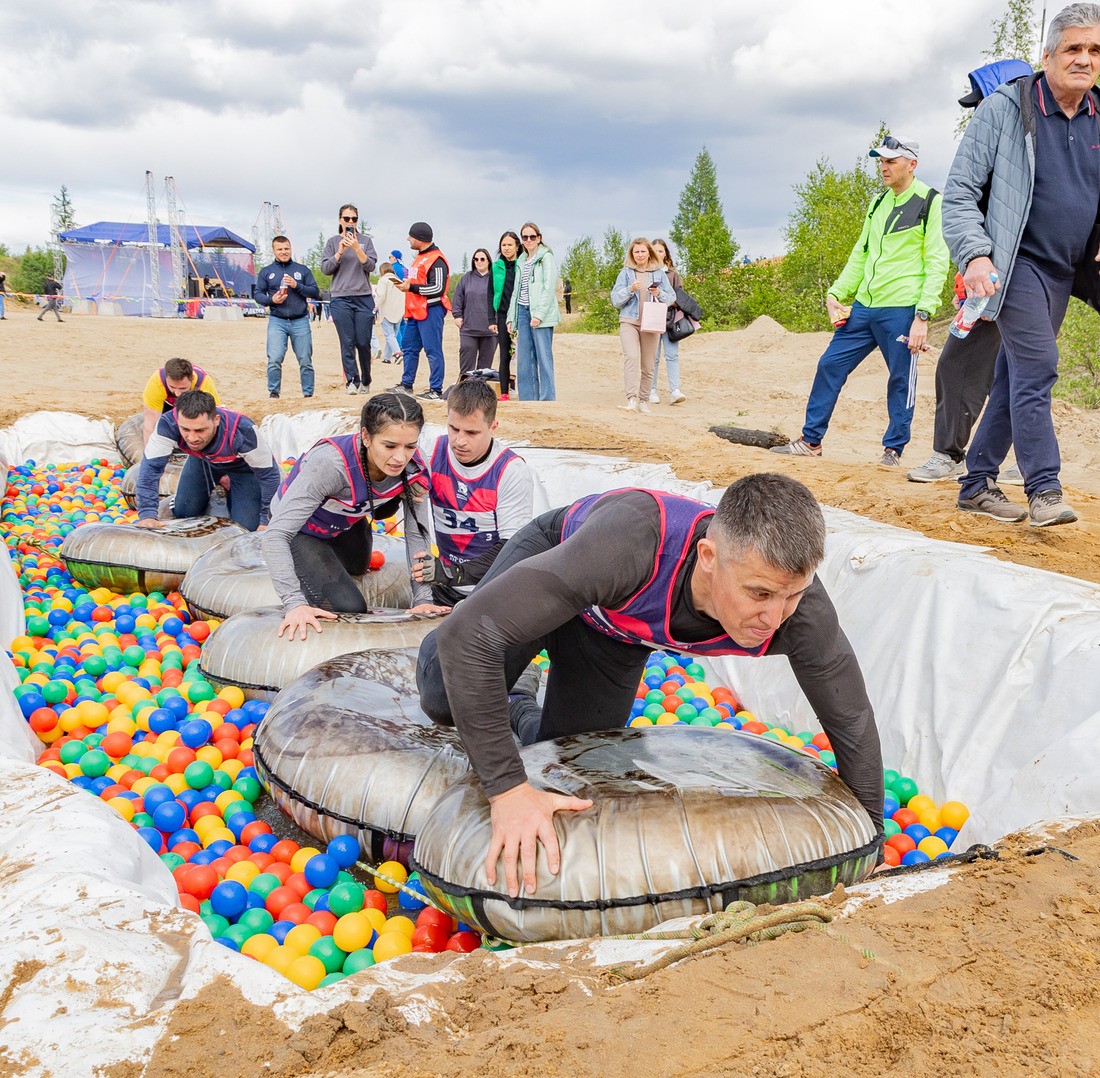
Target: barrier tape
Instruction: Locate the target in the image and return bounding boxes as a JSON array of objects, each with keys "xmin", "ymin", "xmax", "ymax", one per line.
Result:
[{"xmin": 2, "ymin": 291, "xmax": 257, "ymax": 306}]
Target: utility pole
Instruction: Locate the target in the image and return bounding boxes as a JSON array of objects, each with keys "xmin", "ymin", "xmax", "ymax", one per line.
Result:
[{"xmin": 145, "ymin": 170, "xmax": 166, "ymax": 317}]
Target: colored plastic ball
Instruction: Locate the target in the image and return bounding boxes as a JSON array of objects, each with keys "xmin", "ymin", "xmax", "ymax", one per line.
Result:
[
  {"xmin": 303, "ymin": 854, "xmax": 339, "ymax": 889},
  {"xmin": 210, "ymin": 880, "xmax": 249, "ymax": 920},
  {"xmin": 328, "ymin": 882, "xmax": 366, "ymax": 917},
  {"xmin": 901, "ymin": 850, "xmax": 931, "ymax": 866},
  {"xmin": 342, "ymin": 948, "xmax": 376, "ymax": 974},
  {"xmin": 372, "ymin": 932, "xmax": 412, "ymax": 963},
  {"xmin": 285, "ymin": 954, "xmax": 326, "ymax": 990},
  {"xmin": 326, "ymin": 835, "xmax": 360, "ymax": 868}
]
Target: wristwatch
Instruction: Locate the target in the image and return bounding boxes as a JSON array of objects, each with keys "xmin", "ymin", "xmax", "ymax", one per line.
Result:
[{"xmin": 916, "ymin": 309, "xmax": 930, "ymax": 322}]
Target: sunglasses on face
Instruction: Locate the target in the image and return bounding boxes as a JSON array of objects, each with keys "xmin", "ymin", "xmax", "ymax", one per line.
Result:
[
  {"xmin": 341, "ymin": 215, "xmax": 358, "ymax": 222},
  {"xmin": 473, "ymin": 256, "xmax": 488, "ymax": 262},
  {"xmin": 522, "ymin": 235, "xmax": 538, "ymax": 242}
]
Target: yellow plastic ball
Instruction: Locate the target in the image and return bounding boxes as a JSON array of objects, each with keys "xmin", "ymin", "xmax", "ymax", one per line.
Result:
[
  {"xmin": 226, "ymin": 861, "xmax": 261, "ymax": 887},
  {"xmin": 264, "ymin": 945, "xmax": 296, "ymax": 975},
  {"xmin": 918, "ymin": 836, "xmax": 950, "ymax": 858},
  {"xmin": 218, "ymin": 686, "xmax": 245, "ymax": 709},
  {"xmin": 372, "ymin": 932, "xmax": 412, "ymax": 963},
  {"xmin": 285, "ymin": 954, "xmax": 326, "ymax": 990},
  {"xmin": 382, "ymin": 915, "xmax": 416, "ymax": 939},
  {"xmin": 938, "ymin": 801, "xmax": 970, "ymax": 830},
  {"xmin": 107, "ymin": 796, "xmax": 136, "ymax": 821},
  {"xmin": 283, "ymin": 924, "xmax": 322, "ymax": 957},
  {"xmin": 917, "ymin": 807, "xmax": 941, "ymax": 831},
  {"xmin": 906, "ymin": 794, "xmax": 935, "ymax": 815},
  {"xmin": 628, "ymin": 716, "xmax": 653, "ymax": 727},
  {"xmin": 165, "ymin": 773, "xmax": 189, "ymax": 795},
  {"xmin": 195, "ymin": 745, "xmax": 223, "ymax": 768},
  {"xmin": 373, "ymin": 860, "xmax": 408, "ymax": 894},
  {"xmin": 201, "ymin": 827, "xmax": 235, "ymax": 848},
  {"xmin": 333, "ymin": 912, "xmax": 374, "ymax": 953}
]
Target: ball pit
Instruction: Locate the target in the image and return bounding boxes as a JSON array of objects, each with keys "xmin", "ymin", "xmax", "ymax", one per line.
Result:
[{"xmin": 4, "ymin": 460, "xmax": 970, "ymax": 990}]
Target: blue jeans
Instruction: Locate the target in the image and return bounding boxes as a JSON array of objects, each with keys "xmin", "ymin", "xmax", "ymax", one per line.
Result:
[
  {"xmin": 401, "ymin": 304, "xmax": 446, "ymax": 391},
  {"xmin": 381, "ymin": 318, "xmax": 401, "ymax": 362},
  {"xmin": 802, "ymin": 302, "xmax": 917, "ymax": 452},
  {"xmin": 173, "ymin": 457, "xmax": 262, "ymax": 531},
  {"xmin": 653, "ymin": 333, "xmax": 680, "ymax": 392},
  {"xmin": 959, "ymin": 257, "xmax": 1070, "ymax": 500},
  {"xmin": 0, "ymin": 293, "xmax": 5, "ymax": 318},
  {"xmin": 329, "ymin": 294, "xmax": 376, "ymax": 387},
  {"xmin": 515, "ymin": 304, "xmax": 555, "ymax": 400},
  {"xmin": 266, "ymin": 315, "xmax": 314, "ymax": 395}
]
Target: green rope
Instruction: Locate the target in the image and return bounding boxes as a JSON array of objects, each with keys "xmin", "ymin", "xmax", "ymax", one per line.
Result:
[{"xmin": 606, "ymin": 900, "xmax": 832, "ymax": 982}]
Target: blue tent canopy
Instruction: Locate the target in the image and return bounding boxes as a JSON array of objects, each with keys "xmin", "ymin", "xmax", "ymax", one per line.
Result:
[{"xmin": 60, "ymin": 221, "xmax": 255, "ymax": 252}]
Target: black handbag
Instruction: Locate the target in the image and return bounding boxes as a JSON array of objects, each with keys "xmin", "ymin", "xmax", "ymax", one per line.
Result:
[{"xmin": 666, "ymin": 309, "xmax": 696, "ymax": 342}]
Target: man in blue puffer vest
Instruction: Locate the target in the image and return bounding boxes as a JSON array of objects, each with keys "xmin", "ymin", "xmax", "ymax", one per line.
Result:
[{"xmin": 943, "ymin": 2, "xmax": 1100, "ymax": 527}]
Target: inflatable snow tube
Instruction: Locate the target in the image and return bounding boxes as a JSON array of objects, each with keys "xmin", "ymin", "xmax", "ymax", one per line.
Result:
[
  {"xmin": 251, "ymin": 647, "xmax": 469, "ymax": 860},
  {"xmin": 114, "ymin": 413, "xmax": 145, "ymax": 467},
  {"xmin": 120, "ymin": 460, "xmax": 184, "ymax": 510},
  {"xmin": 198, "ymin": 608, "xmax": 439, "ymax": 701},
  {"xmin": 411, "ymin": 726, "xmax": 881, "ymax": 942},
  {"xmin": 60, "ymin": 517, "xmax": 246, "ymax": 594},
  {"xmin": 180, "ymin": 531, "xmax": 413, "ymax": 621}
]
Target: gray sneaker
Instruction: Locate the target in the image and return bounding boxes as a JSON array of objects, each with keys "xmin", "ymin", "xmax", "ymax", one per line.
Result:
[
  {"xmin": 907, "ymin": 452, "xmax": 965, "ymax": 483},
  {"xmin": 958, "ymin": 480, "xmax": 1027, "ymax": 522},
  {"xmin": 1028, "ymin": 489, "xmax": 1077, "ymax": 527},
  {"xmin": 1001, "ymin": 464, "xmax": 1025, "ymax": 486},
  {"xmin": 770, "ymin": 438, "xmax": 822, "ymax": 457},
  {"xmin": 879, "ymin": 448, "xmax": 902, "ymax": 467}
]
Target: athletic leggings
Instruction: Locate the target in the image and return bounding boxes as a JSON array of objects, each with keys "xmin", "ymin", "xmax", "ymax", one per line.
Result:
[{"xmin": 288, "ymin": 518, "xmax": 372, "ymax": 613}]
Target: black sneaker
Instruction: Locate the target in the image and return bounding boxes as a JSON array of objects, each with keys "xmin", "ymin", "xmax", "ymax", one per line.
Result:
[
  {"xmin": 387, "ymin": 384, "xmax": 413, "ymax": 395},
  {"xmin": 417, "ymin": 388, "xmax": 443, "ymax": 401},
  {"xmin": 269, "ymin": 391, "xmax": 280, "ymax": 399},
  {"xmin": 958, "ymin": 479, "xmax": 1027, "ymax": 522}
]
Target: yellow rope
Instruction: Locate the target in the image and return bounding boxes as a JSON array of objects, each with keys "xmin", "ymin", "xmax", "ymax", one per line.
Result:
[{"xmin": 606, "ymin": 900, "xmax": 832, "ymax": 982}]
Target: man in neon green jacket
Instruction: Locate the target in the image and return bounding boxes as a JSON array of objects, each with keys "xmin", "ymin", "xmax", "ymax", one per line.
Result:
[{"xmin": 773, "ymin": 137, "xmax": 951, "ymax": 466}]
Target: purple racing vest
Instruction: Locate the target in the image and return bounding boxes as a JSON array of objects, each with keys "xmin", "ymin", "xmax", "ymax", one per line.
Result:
[
  {"xmin": 279, "ymin": 433, "xmax": 427, "ymax": 539},
  {"xmin": 160, "ymin": 365, "xmax": 208, "ymax": 411},
  {"xmin": 178, "ymin": 407, "xmax": 242, "ymax": 465},
  {"xmin": 560, "ymin": 488, "xmax": 773, "ymax": 657},
  {"xmin": 428, "ymin": 436, "xmax": 521, "ymax": 567}
]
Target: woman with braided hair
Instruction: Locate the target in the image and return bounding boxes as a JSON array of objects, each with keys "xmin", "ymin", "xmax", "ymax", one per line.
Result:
[{"xmin": 263, "ymin": 393, "xmax": 450, "ymax": 639}]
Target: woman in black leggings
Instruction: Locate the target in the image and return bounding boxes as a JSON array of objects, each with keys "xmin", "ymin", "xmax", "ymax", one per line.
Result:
[{"xmin": 492, "ymin": 231, "xmax": 521, "ymax": 398}]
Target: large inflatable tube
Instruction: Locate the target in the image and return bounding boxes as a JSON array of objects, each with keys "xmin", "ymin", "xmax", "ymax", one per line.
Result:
[
  {"xmin": 120, "ymin": 460, "xmax": 184, "ymax": 510},
  {"xmin": 180, "ymin": 532, "xmax": 413, "ymax": 620},
  {"xmin": 411, "ymin": 726, "xmax": 881, "ymax": 942},
  {"xmin": 198, "ymin": 608, "xmax": 439, "ymax": 700},
  {"xmin": 60, "ymin": 517, "xmax": 245, "ymax": 594},
  {"xmin": 114, "ymin": 413, "xmax": 146, "ymax": 467},
  {"xmin": 251, "ymin": 648, "xmax": 469, "ymax": 860}
]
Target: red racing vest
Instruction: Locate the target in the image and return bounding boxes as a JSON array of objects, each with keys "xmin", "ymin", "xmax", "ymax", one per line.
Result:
[{"xmin": 404, "ymin": 248, "xmax": 452, "ymax": 321}]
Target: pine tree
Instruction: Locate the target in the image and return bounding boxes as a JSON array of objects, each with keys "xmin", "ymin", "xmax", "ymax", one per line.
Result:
[{"xmin": 670, "ymin": 147, "xmax": 739, "ymax": 275}]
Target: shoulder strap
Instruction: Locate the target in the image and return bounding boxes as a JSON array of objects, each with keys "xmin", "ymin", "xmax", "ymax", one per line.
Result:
[
  {"xmin": 917, "ymin": 187, "xmax": 938, "ymax": 230},
  {"xmin": 863, "ymin": 191, "xmax": 890, "ymax": 252}
]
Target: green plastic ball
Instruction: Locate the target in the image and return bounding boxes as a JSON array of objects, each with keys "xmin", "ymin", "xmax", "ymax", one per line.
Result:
[
  {"xmin": 309, "ymin": 937, "xmax": 348, "ymax": 973},
  {"xmin": 328, "ymin": 882, "xmax": 366, "ymax": 917}
]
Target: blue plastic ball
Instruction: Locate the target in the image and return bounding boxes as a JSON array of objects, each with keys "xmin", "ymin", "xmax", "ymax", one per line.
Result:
[
  {"xmin": 326, "ymin": 835, "xmax": 360, "ymax": 868},
  {"xmin": 168, "ymin": 827, "xmax": 201, "ymax": 848},
  {"xmin": 269, "ymin": 920, "xmax": 295, "ymax": 944},
  {"xmin": 901, "ymin": 850, "xmax": 931, "ymax": 866},
  {"xmin": 179, "ymin": 719, "xmax": 214, "ymax": 749},
  {"xmin": 903, "ymin": 824, "xmax": 932, "ymax": 845},
  {"xmin": 249, "ymin": 832, "xmax": 278, "ymax": 854},
  {"xmin": 152, "ymin": 801, "xmax": 187, "ymax": 834},
  {"xmin": 137, "ymin": 827, "xmax": 164, "ymax": 852},
  {"xmin": 934, "ymin": 826, "xmax": 959, "ymax": 848},
  {"xmin": 398, "ymin": 873, "xmax": 428, "ymax": 912},
  {"xmin": 303, "ymin": 853, "xmax": 339, "ymax": 889},
  {"xmin": 210, "ymin": 880, "xmax": 248, "ymax": 920}
]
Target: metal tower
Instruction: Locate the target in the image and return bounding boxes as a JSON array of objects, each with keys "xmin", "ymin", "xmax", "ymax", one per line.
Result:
[
  {"xmin": 145, "ymin": 170, "xmax": 166, "ymax": 316},
  {"xmin": 165, "ymin": 176, "xmax": 186, "ymax": 304}
]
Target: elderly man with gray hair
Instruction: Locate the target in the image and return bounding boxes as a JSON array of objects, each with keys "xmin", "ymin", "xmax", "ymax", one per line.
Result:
[{"xmin": 944, "ymin": 2, "xmax": 1100, "ymax": 527}]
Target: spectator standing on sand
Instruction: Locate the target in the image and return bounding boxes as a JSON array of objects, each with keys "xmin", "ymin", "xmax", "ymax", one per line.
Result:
[
  {"xmin": 322, "ymin": 204, "xmax": 379, "ymax": 395},
  {"xmin": 771, "ymin": 136, "xmax": 949, "ymax": 466},
  {"xmin": 254, "ymin": 235, "xmax": 320, "ymax": 400},
  {"xmin": 37, "ymin": 274, "xmax": 63, "ymax": 322},
  {"xmin": 562, "ymin": 276, "xmax": 572, "ymax": 315},
  {"xmin": 943, "ymin": 3, "xmax": 1100, "ymax": 528},
  {"xmin": 492, "ymin": 231, "xmax": 521, "ymax": 399},
  {"xmin": 390, "ymin": 249, "xmax": 408, "ymax": 282},
  {"xmin": 373, "ymin": 263, "xmax": 406, "ymax": 365},
  {"xmin": 906, "ymin": 58, "xmax": 1033, "ymax": 487},
  {"xmin": 451, "ymin": 248, "xmax": 499, "ymax": 377},
  {"xmin": 507, "ymin": 222, "xmax": 560, "ymax": 401},
  {"xmin": 610, "ymin": 238, "xmax": 675, "ymax": 414},
  {"xmin": 392, "ymin": 222, "xmax": 451, "ymax": 402},
  {"xmin": 0, "ymin": 272, "xmax": 7, "ymax": 319},
  {"xmin": 649, "ymin": 238, "xmax": 688, "ymax": 406}
]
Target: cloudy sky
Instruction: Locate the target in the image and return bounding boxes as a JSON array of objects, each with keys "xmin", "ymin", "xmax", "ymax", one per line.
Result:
[{"xmin": 0, "ymin": 0, "xmax": 1030, "ymax": 266}]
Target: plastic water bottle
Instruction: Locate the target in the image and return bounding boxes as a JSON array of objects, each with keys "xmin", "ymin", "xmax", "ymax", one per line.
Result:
[{"xmin": 949, "ymin": 273, "xmax": 998, "ymax": 338}]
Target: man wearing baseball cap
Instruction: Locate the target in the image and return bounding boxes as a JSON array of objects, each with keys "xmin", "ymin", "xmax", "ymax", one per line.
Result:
[
  {"xmin": 773, "ymin": 135, "xmax": 950, "ymax": 466},
  {"xmin": 393, "ymin": 222, "xmax": 452, "ymax": 401},
  {"xmin": 390, "ymin": 249, "xmax": 408, "ymax": 281}
]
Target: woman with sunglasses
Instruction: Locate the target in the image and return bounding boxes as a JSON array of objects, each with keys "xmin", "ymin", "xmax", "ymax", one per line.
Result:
[
  {"xmin": 506, "ymin": 222, "xmax": 561, "ymax": 401},
  {"xmin": 322, "ymin": 204, "xmax": 379, "ymax": 395},
  {"xmin": 492, "ymin": 231, "xmax": 521, "ymax": 398},
  {"xmin": 451, "ymin": 248, "xmax": 499, "ymax": 378}
]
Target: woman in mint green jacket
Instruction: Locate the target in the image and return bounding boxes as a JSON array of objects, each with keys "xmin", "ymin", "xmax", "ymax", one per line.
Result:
[{"xmin": 506, "ymin": 221, "xmax": 561, "ymax": 401}]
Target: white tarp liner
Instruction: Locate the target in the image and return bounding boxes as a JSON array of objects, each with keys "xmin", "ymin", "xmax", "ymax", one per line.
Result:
[
  {"xmin": 2, "ymin": 410, "xmax": 1099, "ymax": 1075},
  {"xmin": 0, "ymin": 413, "xmax": 118, "ymax": 467}
]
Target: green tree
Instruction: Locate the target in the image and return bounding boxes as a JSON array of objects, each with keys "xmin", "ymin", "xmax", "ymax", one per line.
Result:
[
  {"xmin": 12, "ymin": 246, "xmax": 55, "ymax": 295},
  {"xmin": 303, "ymin": 230, "xmax": 331, "ymax": 289},
  {"xmin": 559, "ymin": 226, "xmax": 626, "ymax": 333},
  {"xmin": 52, "ymin": 186, "xmax": 77, "ymax": 233},
  {"xmin": 670, "ymin": 147, "xmax": 739, "ymax": 273},
  {"xmin": 780, "ymin": 155, "xmax": 881, "ymax": 322}
]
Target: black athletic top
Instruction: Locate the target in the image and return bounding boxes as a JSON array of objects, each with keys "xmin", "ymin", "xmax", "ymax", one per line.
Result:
[{"xmin": 433, "ymin": 491, "xmax": 884, "ymax": 826}]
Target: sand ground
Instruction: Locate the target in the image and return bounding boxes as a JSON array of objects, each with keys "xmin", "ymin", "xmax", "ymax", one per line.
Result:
[{"xmin": 2, "ymin": 305, "xmax": 1100, "ymax": 1077}]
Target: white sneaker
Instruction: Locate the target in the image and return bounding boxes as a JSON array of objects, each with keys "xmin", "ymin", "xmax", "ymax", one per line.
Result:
[
  {"xmin": 345, "ymin": 382, "xmax": 359, "ymax": 395},
  {"xmin": 618, "ymin": 398, "xmax": 638, "ymax": 412},
  {"xmin": 648, "ymin": 388, "xmax": 660, "ymax": 404},
  {"xmin": 638, "ymin": 401, "xmax": 652, "ymax": 415},
  {"xmin": 907, "ymin": 451, "xmax": 965, "ymax": 483},
  {"xmin": 670, "ymin": 390, "xmax": 686, "ymax": 404}
]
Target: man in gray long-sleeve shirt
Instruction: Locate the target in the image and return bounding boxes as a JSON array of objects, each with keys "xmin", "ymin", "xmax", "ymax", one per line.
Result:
[{"xmin": 416, "ymin": 474, "xmax": 884, "ymax": 899}]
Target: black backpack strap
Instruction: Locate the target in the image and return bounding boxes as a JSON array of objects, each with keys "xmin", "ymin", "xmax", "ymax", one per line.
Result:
[{"xmin": 863, "ymin": 191, "xmax": 890, "ymax": 252}]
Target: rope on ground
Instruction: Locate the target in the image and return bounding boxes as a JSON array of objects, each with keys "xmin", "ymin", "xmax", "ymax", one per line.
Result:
[{"xmin": 606, "ymin": 900, "xmax": 832, "ymax": 982}]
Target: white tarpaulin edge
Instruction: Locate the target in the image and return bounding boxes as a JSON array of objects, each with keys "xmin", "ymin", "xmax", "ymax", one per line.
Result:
[{"xmin": 2, "ymin": 411, "xmax": 1100, "ymax": 1075}]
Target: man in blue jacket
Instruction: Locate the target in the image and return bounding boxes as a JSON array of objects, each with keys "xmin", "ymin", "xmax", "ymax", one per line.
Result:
[
  {"xmin": 135, "ymin": 390, "xmax": 282, "ymax": 532},
  {"xmin": 255, "ymin": 235, "xmax": 321, "ymax": 399},
  {"xmin": 943, "ymin": 3, "xmax": 1100, "ymax": 527}
]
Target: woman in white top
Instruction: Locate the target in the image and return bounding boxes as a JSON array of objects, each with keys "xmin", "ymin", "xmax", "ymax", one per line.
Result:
[{"xmin": 373, "ymin": 262, "xmax": 406, "ymax": 365}]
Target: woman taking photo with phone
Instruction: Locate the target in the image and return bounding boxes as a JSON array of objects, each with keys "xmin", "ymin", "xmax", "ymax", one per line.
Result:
[
  {"xmin": 610, "ymin": 238, "xmax": 675, "ymax": 414},
  {"xmin": 322, "ymin": 203, "xmax": 379, "ymax": 395},
  {"xmin": 506, "ymin": 222, "xmax": 560, "ymax": 401},
  {"xmin": 492, "ymin": 231, "xmax": 521, "ymax": 399}
]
